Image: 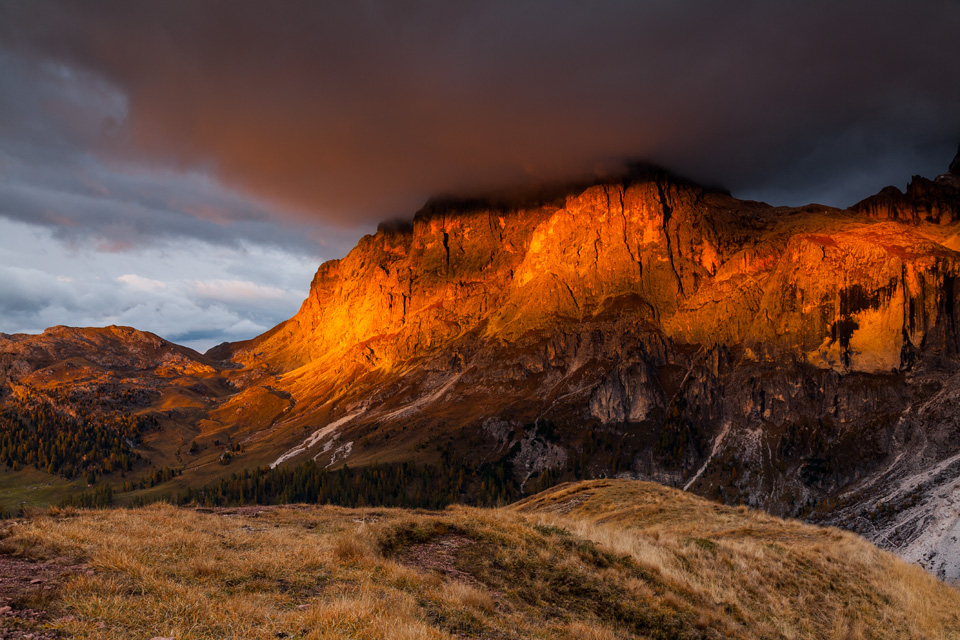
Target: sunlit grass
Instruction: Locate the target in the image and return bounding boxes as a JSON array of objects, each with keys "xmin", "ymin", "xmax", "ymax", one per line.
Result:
[{"xmin": 0, "ymin": 480, "xmax": 957, "ymax": 639}]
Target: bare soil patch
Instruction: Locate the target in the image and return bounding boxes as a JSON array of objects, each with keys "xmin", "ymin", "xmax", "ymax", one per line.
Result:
[
  {"xmin": 396, "ymin": 533, "xmax": 481, "ymax": 585},
  {"xmin": 0, "ymin": 551, "xmax": 87, "ymax": 640}
]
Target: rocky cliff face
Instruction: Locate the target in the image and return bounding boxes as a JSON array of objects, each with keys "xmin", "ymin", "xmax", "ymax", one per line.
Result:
[
  {"xmin": 213, "ymin": 155, "xmax": 960, "ymax": 580},
  {"xmin": 238, "ymin": 168, "xmax": 960, "ymax": 380}
]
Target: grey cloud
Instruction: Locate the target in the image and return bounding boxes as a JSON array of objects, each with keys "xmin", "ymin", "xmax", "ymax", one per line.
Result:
[
  {"xmin": 0, "ymin": 220, "xmax": 320, "ymax": 350},
  {"xmin": 0, "ymin": 48, "xmax": 370, "ymax": 256},
  {"xmin": 0, "ymin": 163, "xmax": 354, "ymax": 254},
  {"xmin": 2, "ymin": 0, "xmax": 958, "ymax": 217}
]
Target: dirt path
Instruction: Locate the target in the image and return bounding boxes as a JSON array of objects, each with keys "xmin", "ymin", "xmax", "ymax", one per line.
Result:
[{"xmin": 0, "ymin": 552, "xmax": 87, "ymax": 640}]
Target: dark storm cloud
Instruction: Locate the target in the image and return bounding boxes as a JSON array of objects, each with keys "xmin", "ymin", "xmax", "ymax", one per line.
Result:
[
  {"xmin": 1, "ymin": 0, "xmax": 958, "ymax": 226},
  {"xmin": 0, "ymin": 48, "xmax": 368, "ymax": 255}
]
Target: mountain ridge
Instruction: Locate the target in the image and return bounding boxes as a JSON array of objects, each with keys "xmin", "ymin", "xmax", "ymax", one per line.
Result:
[{"xmin": 3, "ymin": 150, "xmax": 960, "ymax": 582}]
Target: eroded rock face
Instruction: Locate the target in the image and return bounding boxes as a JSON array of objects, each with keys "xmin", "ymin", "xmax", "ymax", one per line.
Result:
[
  {"xmin": 217, "ymin": 154, "xmax": 960, "ymax": 580},
  {"xmin": 238, "ymin": 168, "xmax": 960, "ymax": 383}
]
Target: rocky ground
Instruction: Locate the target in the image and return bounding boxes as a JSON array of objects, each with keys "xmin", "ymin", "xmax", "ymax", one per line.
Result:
[{"xmin": 0, "ymin": 550, "xmax": 88, "ymax": 640}]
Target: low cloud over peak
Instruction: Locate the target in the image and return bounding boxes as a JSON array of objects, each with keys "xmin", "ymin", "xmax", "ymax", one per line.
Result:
[
  {"xmin": 0, "ymin": 1, "xmax": 958, "ymax": 347},
  {"xmin": 2, "ymin": 0, "xmax": 959, "ymax": 226}
]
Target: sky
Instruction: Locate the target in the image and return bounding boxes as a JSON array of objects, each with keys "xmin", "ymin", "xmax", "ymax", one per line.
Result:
[{"xmin": 1, "ymin": 0, "xmax": 959, "ymax": 352}]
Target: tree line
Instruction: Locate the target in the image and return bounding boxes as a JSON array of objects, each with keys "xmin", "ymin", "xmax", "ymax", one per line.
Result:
[
  {"xmin": 0, "ymin": 391, "xmax": 156, "ymax": 481},
  {"xmin": 179, "ymin": 459, "xmax": 521, "ymax": 509}
]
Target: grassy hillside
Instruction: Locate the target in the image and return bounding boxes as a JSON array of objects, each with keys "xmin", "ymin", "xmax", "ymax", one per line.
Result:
[{"xmin": 1, "ymin": 480, "xmax": 957, "ymax": 640}]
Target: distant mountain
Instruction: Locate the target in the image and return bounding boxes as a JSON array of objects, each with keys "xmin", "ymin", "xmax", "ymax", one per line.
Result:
[{"xmin": 3, "ymin": 148, "xmax": 960, "ymax": 581}]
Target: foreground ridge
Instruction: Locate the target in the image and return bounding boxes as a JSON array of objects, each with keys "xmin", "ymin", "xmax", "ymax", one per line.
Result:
[{"xmin": 1, "ymin": 480, "xmax": 958, "ymax": 639}]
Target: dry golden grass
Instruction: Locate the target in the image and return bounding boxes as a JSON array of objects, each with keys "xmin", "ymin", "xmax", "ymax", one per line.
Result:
[
  {"xmin": 0, "ymin": 480, "xmax": 956, "ymax": 639},
  {"xmin": 512, "ymin": 480, "xmax": 960, "ymax": 640}
]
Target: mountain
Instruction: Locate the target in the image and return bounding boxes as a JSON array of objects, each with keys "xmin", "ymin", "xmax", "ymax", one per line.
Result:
[
  {"xmin": 217, "ymin": 152, "xmax": 960, "ymax": 578},
  {"xmin": 3, "ymin": 479, "xmax": 959, "ymax": 639},
  {"xmin": 0, "ymin": 326, "xmax": 231, "ymax": 490},
  {"xmin": 0, "ymin": 325, "xmax": 218, "ymax": 391},
  {"xmin": 3, "ymin": 149, "xmax": 960, "ymax": 582}
]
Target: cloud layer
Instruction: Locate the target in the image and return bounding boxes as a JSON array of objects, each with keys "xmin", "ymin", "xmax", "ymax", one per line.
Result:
[
  {"xmin": 0, "ymin": 219, "xmax": 320, "ymax": 351},
  {"xmin": 4, "ymin": 0, "xmax": 960, "ymax": 219},
  {"xmin": 0, "ymin": 1, "xmax": 959, "ymax": 347}
]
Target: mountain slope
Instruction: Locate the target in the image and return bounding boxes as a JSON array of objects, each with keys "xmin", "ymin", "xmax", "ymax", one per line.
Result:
[
  {"xmin": 0, "ymin": 325, "xmax": 233, "ymax": 494},
  {"xmin": 205, "ymin": 153, "xmax": 960, "ymax": 578},
  {"xmin": 4, "ymin": 150, "xmax": 960, "ymax": 582},
  {"xmin": 2, "ymin": 480, "xmax": 958, "ymax": 639}
]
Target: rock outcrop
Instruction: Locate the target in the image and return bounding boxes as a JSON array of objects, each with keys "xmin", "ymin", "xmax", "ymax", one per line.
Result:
[
  {"xmin": 945, "ymin": 144, "xmax": 960, "ymax": 181},
  {"xmin": 853, "ymin": 145, "xmax": 960, "ymax": 224},
  {"xmin": 214, "ymin": 151, "xmax": 960, "ymax": 581}
]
